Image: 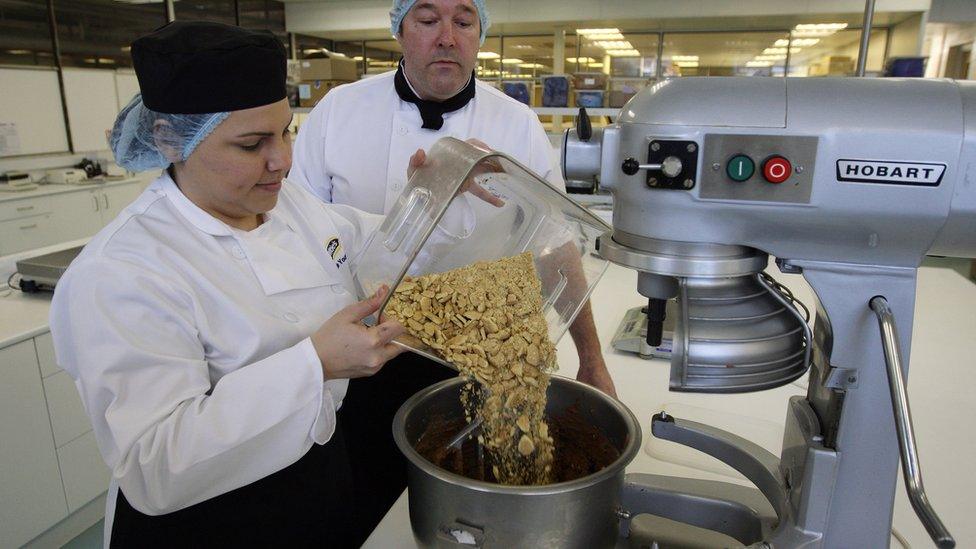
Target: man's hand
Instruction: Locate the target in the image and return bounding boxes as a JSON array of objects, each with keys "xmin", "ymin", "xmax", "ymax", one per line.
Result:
[
  {"xmin": 407, "ymin": 144, "xmax": 505, "ymax": 207},
  {"xmin": 577, "ymin": 354, "xmax": 617, "ymax": 398},
  {"xmin": 311, "ymin": 286, "xmax": 407, "ymax": 380}
]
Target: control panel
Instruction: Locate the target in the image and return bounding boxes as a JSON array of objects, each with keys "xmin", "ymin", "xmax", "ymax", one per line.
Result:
[{"xmin": 699, "ymin": 134, "xmax": 818, "ymax": 204}]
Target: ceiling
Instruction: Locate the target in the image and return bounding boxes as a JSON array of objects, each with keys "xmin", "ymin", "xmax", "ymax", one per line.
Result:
[{"xmin": 298, "ymin": 9, "xmax": 921, "ymax": 42}]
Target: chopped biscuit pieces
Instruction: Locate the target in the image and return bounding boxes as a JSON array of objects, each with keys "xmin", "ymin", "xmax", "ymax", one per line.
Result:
[{"xmin": 387, "ymin": 252, "xmax": 557, "ymax": 485}]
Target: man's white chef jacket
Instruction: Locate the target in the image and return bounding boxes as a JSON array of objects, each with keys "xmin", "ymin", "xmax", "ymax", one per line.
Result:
[
  {"xmin": 289, "ymin": 70, "xmax": 565, "ymax": 214},
  {"xmin": 50, "ymin": 173, "xmax": 381, "ymax": 523}
]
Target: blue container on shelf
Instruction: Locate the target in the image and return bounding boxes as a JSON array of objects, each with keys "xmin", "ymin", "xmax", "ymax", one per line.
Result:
[
  {"xmin": 542, "ymin": 75, "xmax": 569, "ymax": 107},
  {"xmin": 576, "ymin": 90, "xmax": 604, "ymax": 108},
  {"xmin": 502, "ymin": 81, "xmax": 531, "ymax": 105},
  {"xmin": 884, "ymin": 57, "xmax": 927, "ymax": 77}
]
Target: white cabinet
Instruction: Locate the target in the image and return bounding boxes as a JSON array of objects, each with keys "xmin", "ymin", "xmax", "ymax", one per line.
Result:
[
  {"xmin": 0, "ymin": 195, "xmax": 52, "ymax": 221},
  {"xmin": 0, "ymin": 340, "xmax": 69, "ymax": 548},
  {"xmin": 0, "ymin": 212, "xmax": 59, "ymax": 256},
  {"xmin": 101, "ymin": 181, "xmax": 143, "ymax": 221},
  {"xmin": 49, "ymin": 188, "xmax": 105, "ymax": 241},
  {"xmin": 58, "ymin": 432, "xmax": 110, "ymax": 513},
  {"xmin": 37, "ymin": 180, "xmax": 144, "ymax": 247},
  {"xmin": 44, "ymin": 370, "xmax": 92, "ymax": 447},
  {"xmin": 0, "ymin": 195, "xmax": 58, "ymax": 256},
  {"xmin": 35, "ymin": 331, "xmax": 60, "ymax": 378}
]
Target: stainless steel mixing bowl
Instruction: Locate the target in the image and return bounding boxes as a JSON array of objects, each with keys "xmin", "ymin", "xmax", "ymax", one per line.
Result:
[{"xmin": 393, "ymin": 376, "xmax": 641, "ymax": 548}]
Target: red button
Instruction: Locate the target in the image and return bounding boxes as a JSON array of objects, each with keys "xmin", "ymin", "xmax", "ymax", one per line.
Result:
[{"xmin": 762, "ymin": 156, "xmax": 792, "ymax": 184}]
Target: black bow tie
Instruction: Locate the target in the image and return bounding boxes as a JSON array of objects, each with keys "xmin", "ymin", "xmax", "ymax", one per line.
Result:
[{"xmin": 394, "ymin": 62, "xmax": 476, "ymax": 131}]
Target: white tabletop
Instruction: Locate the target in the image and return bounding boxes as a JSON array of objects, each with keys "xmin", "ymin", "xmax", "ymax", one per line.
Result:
[{"xmin": 364, "ymin": 263, "xmax": 976, "ymax": 548}]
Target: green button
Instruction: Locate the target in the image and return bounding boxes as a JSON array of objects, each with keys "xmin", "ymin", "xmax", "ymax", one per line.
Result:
[{"xmin": 726, "ymin": 155, "xmax": 755, "ymax": 182}]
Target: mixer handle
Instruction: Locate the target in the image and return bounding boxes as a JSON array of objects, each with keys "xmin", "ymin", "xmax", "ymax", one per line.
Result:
[
  {"xmin": 576, "ymin": 107, "xmax": 592, "ymax": 141},
  {"xmin": 869, "ymin": 296, "xmax": 955, "ymax": 549}
]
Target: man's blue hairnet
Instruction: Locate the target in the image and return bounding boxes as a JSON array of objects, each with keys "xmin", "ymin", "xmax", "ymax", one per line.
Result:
[
  {"xmin": 109, "ymin": 94, "xmax": 229, "ymax": 172},
  {"xmin": 390, "ymin": 0, "xmax": 490, "ymax": 45}
]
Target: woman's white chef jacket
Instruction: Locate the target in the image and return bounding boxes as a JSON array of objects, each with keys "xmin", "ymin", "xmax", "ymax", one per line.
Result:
[
  {"xmin": 49, "ymin": 173, "xmax": 382, "ymax": 520},
  {"xmin": 288, "ymin": 70, "xmax": 565, "ymax": 215}
]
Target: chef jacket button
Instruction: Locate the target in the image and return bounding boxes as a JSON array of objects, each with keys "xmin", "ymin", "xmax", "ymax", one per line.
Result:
[
  {"xmin": 231, "ymin": 245, "xmax": 245, "ymax": 259},
  {"xmin": 331, "ymin": 285, "xmax": 347, "ymax": 294},
  {"xmin": 398, "ymin": 126, "xmax": 408, "ymax": 136},
  {"xmin": 283, "ymin": 312, "xmax": 299, "ymax": 323}
]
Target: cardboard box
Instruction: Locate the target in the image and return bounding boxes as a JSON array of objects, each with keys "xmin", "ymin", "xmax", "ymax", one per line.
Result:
[
  {"xmin": 609, "ymin": 79, "xmax": 646, "ymax": 108},
  {"xmin": 299, "ymin": 56, "xmax": 358, "ymax": 81},
  {"xmin": 609, "ymin": 90, "xmax": 636, "ymax": 108},
  {"xmin": 298, "ymin": 80, "xmax": 344, "ymax": 107},
  {"xmin": 572, "ymin": 72, "xmax": 608, "ymax": 90}
]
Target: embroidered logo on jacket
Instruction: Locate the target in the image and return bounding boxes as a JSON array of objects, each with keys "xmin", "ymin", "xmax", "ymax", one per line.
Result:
[{"xmin": 326, "ymin": 237, "xmax": 347, "ymax": 268}]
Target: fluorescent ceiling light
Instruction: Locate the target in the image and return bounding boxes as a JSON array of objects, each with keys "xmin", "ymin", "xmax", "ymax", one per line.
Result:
[
  {"xmin": 606, "ymin": 49, "xmax": 641, "ymax": 57},
  {"xmin": 775, "ymin": 38, "xmax": 820, "ymax": 47},
  {"xmin": 670, "ymin": 55, "xmax": 699, "ymax": 62},
  {"xmin": 477, "ymin": 51, "xmax": 500, "ymax": 59},
  {"xmin": 675, "ymin": 61, "xmax": 699, "ymax": 68},
  {"xmin": 763, "ymin": 47, "xmax": 800, "ymax": 55},
  {"xmin": 585, "ymin": 33, "xmax": 625, "ymax": 41},
  {"xmin": 588, "ymin": 62, "xmax": 604, "ymax": 68},
  {"xmin": 794, "ymin": 23, "xmax": 848, "ymax": 31},
  {"xmin": 7, "ymin": 49, "xmax": 31, "ymax": 54},
  {"xmin": 501, "ymin": 58, "xmax": 523, "ymax": 64},
  {"xmin": 577, "ymin": 28, "xmax": 621, "ymax": 35},
  {"xmin": 99, "ymin": 58, "xmax": 116, "ymax": 64},
  {"xmin": 518, "ymin": 63, "xmax": 544, "ymax": 68},
  {"xmin": 747, "ymin": 60, "xmax": 773, "ymax": 67},
  {"xmin": 593, "ymin": 41, "xmax": 633, "ymax": 50},
  {"xmin": 792, "ymin": 23, "xmax": 848, "ymax": 37},
  {"xmin": 755, "ymin": 54, "xmax": 786, "ymax": 61},
  {"xmin": 566, "ymin": 57, "xmax": 596, "ymax": 63}
]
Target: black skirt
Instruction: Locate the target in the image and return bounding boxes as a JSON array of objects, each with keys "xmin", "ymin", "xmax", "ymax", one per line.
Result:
[
  {"xmin": 110, "ymin": 415, "xmax": 356, "ymax": 548},
  {"xmin": 339, "ymin": 352, "xmax": 456, "ymax": 546}
]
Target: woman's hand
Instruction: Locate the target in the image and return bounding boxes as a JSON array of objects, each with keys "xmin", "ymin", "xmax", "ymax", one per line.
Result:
[{"xmin": 311, "ymin": 286, "xmax": 407, "ymax": 379}]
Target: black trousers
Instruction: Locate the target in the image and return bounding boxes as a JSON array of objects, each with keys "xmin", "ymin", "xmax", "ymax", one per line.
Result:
[
  {"xmin": 340, "ymin": 352, "xmax": 455, "ymax": 546},
  {"xmin": 110, "ymin": 416, "xmax": 356, "ymax": 548}
]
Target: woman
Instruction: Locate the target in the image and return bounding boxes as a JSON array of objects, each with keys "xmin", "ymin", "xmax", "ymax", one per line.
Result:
[{"xmin": 50, "ymin": 22, "xmax": 412, "ymax": 547}]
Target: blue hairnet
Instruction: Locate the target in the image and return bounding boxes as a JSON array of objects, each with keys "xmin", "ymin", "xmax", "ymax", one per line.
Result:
[
  {"xmin": 390, "ymin": 0, "xmax": 490, "ymax": 45},
  {"xmin": 109, "ymin": 94, "xmax": 229, "ymax": 172}
]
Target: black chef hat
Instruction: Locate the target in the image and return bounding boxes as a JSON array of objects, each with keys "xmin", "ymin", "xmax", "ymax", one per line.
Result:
[{"xmin": 131, "ymin": 21, "xmax": 287, "ymax": 114}]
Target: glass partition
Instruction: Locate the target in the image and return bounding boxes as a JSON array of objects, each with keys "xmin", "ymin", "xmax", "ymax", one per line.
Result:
[
  {"xmin": 788, "ymin": 28, "xmax": 889, "ymax": 76},
  {"xmin": 174, "ymin": 0, "xmax": 236, "ymax": 25},
  {"xmin": 0, "ymin": 0, "xmax": 55, "ymax": 66},
  {"xmin": 476, "ymin": 36, "xmax": 502, "ymax": 84},
  {"xmin": 661, "ymin": 31, "xmax": 791, "ymax": 77},
  {"xmin": 364, "ymin": 39, "xmax": 401, "ymax": 75},
  {"xmin": 53, "ymin": 0, "xmax": 166, "ymax": 68}
]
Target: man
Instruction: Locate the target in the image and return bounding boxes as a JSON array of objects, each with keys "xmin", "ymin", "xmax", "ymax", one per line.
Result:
[{"xmin": 289, "ymin": 0, "xmax": 616, "ymax": 542}]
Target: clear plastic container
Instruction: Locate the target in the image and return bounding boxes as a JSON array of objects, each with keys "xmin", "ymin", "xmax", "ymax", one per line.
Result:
[
  {"xmin": 576, "ymin": 90, "xmax": 605, "ymax": 108},
  {"xmin": 351, "ymin": 137, "xmax": 612, "ymax": 367}
]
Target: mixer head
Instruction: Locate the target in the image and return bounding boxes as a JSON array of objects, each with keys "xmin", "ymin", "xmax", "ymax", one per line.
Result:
[{"xmin": 566, "ymin": 77, "xmax": 976, "ymax": 393}]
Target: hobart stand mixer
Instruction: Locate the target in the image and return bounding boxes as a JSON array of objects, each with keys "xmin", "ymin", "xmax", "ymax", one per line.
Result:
[{"xmin": 563, "ymin": 76, "xmax": 976, "ymax": 547}]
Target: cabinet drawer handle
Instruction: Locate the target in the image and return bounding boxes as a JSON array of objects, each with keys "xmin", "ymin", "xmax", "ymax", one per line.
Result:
[
  {"xmin": 19, "ymin": 223, "xmax": 38, "ymax": 230},
  {"xmin": 16, "ymin": 205, "xmax": 35, "ymax": 212}
]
